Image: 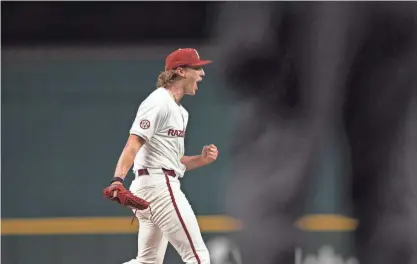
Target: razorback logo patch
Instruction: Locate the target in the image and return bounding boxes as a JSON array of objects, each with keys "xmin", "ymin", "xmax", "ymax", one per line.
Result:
[{"xmin": 140, "ymin": 120, "xmax": 150, "ymax": 129}]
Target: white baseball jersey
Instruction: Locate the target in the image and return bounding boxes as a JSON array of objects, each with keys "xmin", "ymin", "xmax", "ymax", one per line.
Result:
[{"xmin": 130, "ymin": 87, "xmax": 189, "ymax": 177}]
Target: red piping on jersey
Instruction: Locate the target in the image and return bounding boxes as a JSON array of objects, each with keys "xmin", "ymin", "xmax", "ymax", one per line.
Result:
[{"xmin": 164, "ymin": 173, "xmax": 201, "ymax": 264}]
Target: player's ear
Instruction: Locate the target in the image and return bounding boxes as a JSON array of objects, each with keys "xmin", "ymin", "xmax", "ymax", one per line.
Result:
[{"xmin": 175, "ymin": 67, "xmax": 186, "ymax": 77}]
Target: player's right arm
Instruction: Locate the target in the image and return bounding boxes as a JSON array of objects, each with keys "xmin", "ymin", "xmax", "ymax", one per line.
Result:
[{"xmin": 113, "ymin": 134, "xmax": 145, "ymax": 182}]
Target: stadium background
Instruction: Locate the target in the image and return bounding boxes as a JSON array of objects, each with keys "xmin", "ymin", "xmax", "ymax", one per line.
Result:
[{"xmin": 2, "ymin": 2, "xmax": 357, "ymax": 264}]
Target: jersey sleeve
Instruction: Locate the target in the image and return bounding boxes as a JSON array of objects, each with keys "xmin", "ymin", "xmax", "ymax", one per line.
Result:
[{"xmin": 129, "ymin": 98, "xmax": 168, "ymax": 143}]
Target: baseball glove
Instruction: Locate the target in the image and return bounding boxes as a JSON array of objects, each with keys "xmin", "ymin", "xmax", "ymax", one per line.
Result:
[{"xmin": 103, "ymin": 184, "xmax": 150, "ymax": 210}]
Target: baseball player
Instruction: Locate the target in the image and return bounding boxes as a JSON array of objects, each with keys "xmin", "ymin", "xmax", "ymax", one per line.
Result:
[{"xmin": 110, "ymin": 48, "xmax": 218, "ymax": 264}]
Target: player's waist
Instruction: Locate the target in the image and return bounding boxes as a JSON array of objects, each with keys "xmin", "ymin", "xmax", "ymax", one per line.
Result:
[
  {"xmin": 134, "ymin": 164, "xmax": 184, "ymax": 178},
  {"xmin": 131, "ymin": 167, "xmax": 180, "ymax": 190},
  {"xmin": 137, "ymin": 168, "xmax": 176, "ymax": 177},
  {"xmin": 134, "ymin": 158, "xmax": 185, "ymax": 177}
]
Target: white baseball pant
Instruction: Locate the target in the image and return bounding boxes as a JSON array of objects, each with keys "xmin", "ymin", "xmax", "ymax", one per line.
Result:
[{"xmin": 123, "ymin": 168, "xmax": 210, "ymax": 264}]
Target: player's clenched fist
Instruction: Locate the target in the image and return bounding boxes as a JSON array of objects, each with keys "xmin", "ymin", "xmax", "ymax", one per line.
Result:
[{"xmin": 201, "ymin": 144, "xmax": 219, "ymax": 164}]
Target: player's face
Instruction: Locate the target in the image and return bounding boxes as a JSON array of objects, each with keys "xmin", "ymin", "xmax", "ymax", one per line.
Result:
[{"xmin": 182, "ymin": 67, "xmax": 205, "ymax": 96}]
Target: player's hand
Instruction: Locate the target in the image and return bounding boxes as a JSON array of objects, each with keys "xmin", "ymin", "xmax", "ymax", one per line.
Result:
[
  {"xmin": 111, "ymin": 181, "xmax": 123, "ymax": 198},
  {"xmin": 201, "ymin": 144, "xmax": 219, "ymax": 164}
]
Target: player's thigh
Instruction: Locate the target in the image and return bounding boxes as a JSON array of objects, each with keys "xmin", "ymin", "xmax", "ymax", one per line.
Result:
[
  {"xmin": 154, "ymin": 236, "xmax": 169, "ymax": 264},
  {"xmin": 157, "ymin": 182, "xmax": 210, "ymax": 264},
  {"xmin": 136, "ymin": 216, "xmax": 166, "ymax": 263}
]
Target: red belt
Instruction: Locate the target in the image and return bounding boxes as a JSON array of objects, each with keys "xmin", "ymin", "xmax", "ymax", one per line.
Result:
[{"xmin": 137, "ymin": 168, "xmax": 176, "ymax": 177}]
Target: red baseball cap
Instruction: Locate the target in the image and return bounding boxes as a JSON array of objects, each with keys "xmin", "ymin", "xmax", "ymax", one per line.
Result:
[{"xmin": 165, "ymin": 48, "xmax": 212, "ymax": 71}]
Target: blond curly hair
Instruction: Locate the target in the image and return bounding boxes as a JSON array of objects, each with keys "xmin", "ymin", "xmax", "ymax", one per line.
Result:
[{"xmin": 156, "ymin": 69, "xmax": 182, "ymax": 88}]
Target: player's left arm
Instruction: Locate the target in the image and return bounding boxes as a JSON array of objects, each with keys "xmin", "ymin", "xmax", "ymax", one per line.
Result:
[{"xmin": 181, "ymin": 144, "xmax": 219, "ymax": 171}]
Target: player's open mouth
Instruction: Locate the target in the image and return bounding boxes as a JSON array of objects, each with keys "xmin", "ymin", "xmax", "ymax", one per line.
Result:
[{"xmin": 196, "ymin": 79, "xmax": 202, "ymax": 91}]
